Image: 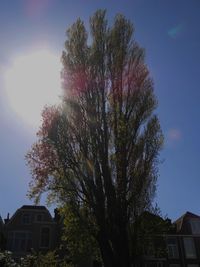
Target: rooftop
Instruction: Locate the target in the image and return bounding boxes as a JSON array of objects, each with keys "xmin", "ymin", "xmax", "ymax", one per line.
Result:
[{"xmin": 20, "ymin": 205, "xmax": 47, "ymax": 210}]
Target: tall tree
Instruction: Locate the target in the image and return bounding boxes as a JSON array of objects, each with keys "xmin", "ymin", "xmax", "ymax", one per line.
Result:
[{"xmin": 26, "ymin": 10, "xmax": 163, "ymax": 267}]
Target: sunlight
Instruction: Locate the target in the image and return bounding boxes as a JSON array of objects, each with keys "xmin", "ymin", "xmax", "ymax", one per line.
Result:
[{"xmin": 4, "ymin": 49, "xmax": 62, "ymax": 128}]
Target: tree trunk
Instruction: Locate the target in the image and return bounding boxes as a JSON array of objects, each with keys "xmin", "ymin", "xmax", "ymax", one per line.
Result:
[
  {"xmin": 97, "ymin": 224, "xmax": 132, "ymax": 267},
  {"xmin": 97, "ymin": 231, "xmax": 115, "ymax": 267}
]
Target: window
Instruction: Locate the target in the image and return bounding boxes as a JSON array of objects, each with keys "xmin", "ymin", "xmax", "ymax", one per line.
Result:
[
  {"xmin": 22, "ymin": 213, "xmax": 31, "ymax": 224},
  {"xmin": 7, "ymin": 231, "xmax": 32, "ymax": 252},
  {"xmin": 190, "ymin": 220, "xmax": 200, "ymax": 234},
  {"xmin": 183, "ymin": 237, "xmax": 196, "ymax": 258},
  {"xmin": 167, "ymin": 237, "xmax": 179, "ymax": 258},
  {"xmin": 40, "ymin": 227, "xmax": 50, "ymax": 248},
  {"xmin": 36, "ymin": 214, "xmax": 43, "ymax": 222},
  {"xmin": 7, "ymin": 232, "xmax": 14, "ymax": 250},
  {"xmin": 145, "ymin": 263, "xmax": 163, "ymax": 267}
]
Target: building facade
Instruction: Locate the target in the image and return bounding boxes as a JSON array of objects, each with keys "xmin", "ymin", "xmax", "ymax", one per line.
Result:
[
  {"xmin": 166, "ymin": 211, "xmax": 200, "ymax": 267},
  {"xmin": 3, "ymin": 205, "xmax": 59, "ymax": 258},
  {"xmin": 1, "ymin": 206, "xmax": 200, "ymax": 266},
  {"xmin": 143, "ymin": 212, "xmax": 200, "ymax": 267}
]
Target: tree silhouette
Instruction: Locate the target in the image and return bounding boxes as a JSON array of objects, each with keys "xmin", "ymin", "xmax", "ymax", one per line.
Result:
[{"xmin": 26, "ymin": 10, "xmax": 163, "ymax": 267}]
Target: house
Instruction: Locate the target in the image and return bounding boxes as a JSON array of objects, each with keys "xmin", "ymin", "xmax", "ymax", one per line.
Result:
[
  {"xmin": 3, "ymin": 205, "xmax": 59, "ymax": 258},
  {"xmin": 141, "ymin": 211, "xmax": 200, "ymax": 267},
  {"xmin": 1, "ymin": 205, "xmax": 200, "ymax": 266},
  {"xmin": 166, "ymin": 211, "xmax": 200, "ymax": 267}
]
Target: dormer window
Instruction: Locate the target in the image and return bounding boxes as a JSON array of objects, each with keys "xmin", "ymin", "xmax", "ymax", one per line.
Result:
[
  {"xmin": 190, "ymin": 220, "xmax": 200, "ymax": 234},
  {"xmin": 22, "ymin": 214, "xmax": 30, "ymax": 224},
  {"xmin": 36, "ymin": 214, "xmax": 43, "ymax": 222}
]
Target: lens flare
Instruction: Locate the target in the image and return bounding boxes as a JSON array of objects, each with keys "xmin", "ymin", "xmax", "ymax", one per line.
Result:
[{"xmin": 4, "ymin": 49, "xmax": 62, "ymax": 129}]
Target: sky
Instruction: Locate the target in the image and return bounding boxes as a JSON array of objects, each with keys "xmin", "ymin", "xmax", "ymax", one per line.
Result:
[{"xmin": 0, "ymin": 0, "xmax": 200, "ymax": 221}]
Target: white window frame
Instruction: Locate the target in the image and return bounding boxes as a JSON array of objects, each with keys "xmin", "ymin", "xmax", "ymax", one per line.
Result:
[
  {"xmin": 167, "ymin": 237, "xmax": 179, "ymax": 259},
  {"xmin": 7, "ymin": 231, "xmax": 32, "ymax": 252},
  {"xmin": 145, "ymin": 263, "xmax": 163, "ymax": 267},
  {"xmin": 183, "ymin": 237, "xmax": 196, "ymax": 259},
  {"xmin": 190, "ymin": 219, "xmax": 200, "ymax": 234}
]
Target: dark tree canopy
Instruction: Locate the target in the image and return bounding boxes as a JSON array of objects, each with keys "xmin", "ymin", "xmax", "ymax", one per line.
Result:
[{"xmin": 26, "ymin": 10, "xmax": 163, "ymax": 267}]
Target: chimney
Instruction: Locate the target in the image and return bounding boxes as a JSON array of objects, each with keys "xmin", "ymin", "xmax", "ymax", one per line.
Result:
[
  {"xmin": 0, "ymin": 215, "xmax": 4, "ymax": 228},
  {"xmin": 54, "ymin": 208, "xmax": 60, "ymax": 222},
  {"xmin": 4, "ymin": 213, "xmax": 10, "ymax": 224}
]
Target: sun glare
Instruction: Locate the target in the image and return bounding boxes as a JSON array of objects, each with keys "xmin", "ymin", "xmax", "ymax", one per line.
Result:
[{"xmin": 4, "ymin": 50, "xmax": 62, "ymax": 129}]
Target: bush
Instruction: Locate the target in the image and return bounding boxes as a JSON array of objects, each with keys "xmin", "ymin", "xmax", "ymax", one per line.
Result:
[{"xmin": 0, "ymin": 250, "xmax": 73, "ymax": 267}]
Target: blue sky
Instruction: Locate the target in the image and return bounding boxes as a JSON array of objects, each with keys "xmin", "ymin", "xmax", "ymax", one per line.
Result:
[{"xmin": 0, "ymin": 0, "xmax": 200, "ymax": 221}]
